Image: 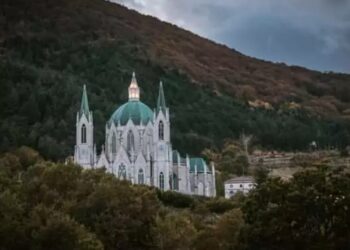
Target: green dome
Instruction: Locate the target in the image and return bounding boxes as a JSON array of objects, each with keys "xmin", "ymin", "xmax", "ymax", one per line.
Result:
[{"xmin": 109, "ymin": 100, "xmax": 153, "ymax": 126}]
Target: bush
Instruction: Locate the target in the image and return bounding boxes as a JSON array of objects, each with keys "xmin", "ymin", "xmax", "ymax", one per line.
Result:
[
  {"xmin": 157, "ymin": 190, "xmax": 195, "ymax": 209},
  {"xmin": 205, "ymin": 197, "xmax": 237, "ymax": 214}
]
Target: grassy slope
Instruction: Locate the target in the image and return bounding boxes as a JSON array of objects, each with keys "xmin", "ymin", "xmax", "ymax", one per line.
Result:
[{"xmin": 0, "ymin": 0, "xmax": 350, "ymax": 159}]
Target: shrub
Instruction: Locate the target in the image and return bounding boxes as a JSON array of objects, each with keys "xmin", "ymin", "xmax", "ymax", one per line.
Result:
[{"xmin": 157, "ymin": 190, "xmax": 195, "ymax": 209}]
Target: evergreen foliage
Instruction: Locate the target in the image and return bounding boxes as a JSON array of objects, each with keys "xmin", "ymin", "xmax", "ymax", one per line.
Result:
[
  {"xmin": 1, "ymin": 0, "xmax": 350, "ymax": 160},
  {"xmin": 1, "ymin": 147, "xmax": 350, "ymax": 249}
]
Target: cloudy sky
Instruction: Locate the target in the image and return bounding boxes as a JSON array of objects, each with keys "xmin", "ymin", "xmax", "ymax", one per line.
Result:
[{"xmin": 114, "ymin": 0, "xmax": 350, "ymax": 73}]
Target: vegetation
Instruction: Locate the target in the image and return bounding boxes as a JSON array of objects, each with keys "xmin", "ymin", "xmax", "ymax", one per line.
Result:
[
  {"xmin": 1, "ymin": 146, "xmax": 350, "ymax": 249},
  {"xmin": 1, "ymin": 1, "xmax": 350, "ymax": 249},
  {"xmin": 241, "ymin": 165, "xmax": 350, "ymax": 249},
  {"xmin": 0, "ymin": 147, "xmax": 239, "ymax": 250},
  {"xmin": 1, "ymin": 0, "xmax": 350, "ymax": 161}
]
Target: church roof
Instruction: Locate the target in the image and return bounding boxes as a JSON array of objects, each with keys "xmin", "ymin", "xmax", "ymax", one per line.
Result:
[
  {"xmin": 109, "ymin": 100, "xmax": 153, "ymax": 126},
  {"xmin": 79, "ymin": 84, "xmax": 90, "ymax": 120},
  {"xmin": 225, "ymin": 176, "xmax": 254, "ymax": 184},
  {"xmin": 156, "ymin": 81, "xmax": 166, "ymax": 115},
  {"xmin": 190, "ymin": 157, "xmax": 211, "ymax": 173}
]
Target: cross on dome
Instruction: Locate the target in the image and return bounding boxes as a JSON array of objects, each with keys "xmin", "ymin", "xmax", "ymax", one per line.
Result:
[{"xmin": 128, "ymin": 71, "xmax": 140, "ymax": 101}]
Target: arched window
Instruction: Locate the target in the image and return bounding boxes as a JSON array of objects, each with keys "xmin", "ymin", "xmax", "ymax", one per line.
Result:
[
  {"xmin": 118, "ymin": 164, "xmax": 127, "ymax": 180},
  {"xmin": 173, "ymin": 173, "xmax": 178, "ymax": 191},
  {"xmin": 138, "ymin": 169, "xmax": 144, "ymax": 185},
  {"xmin": 111, "ymin": 132, "xmax": 117, "ymax": 154},
  {"xmin": 159, "ymin": 172, "xmax": 164, "ymax": 191},
  {"xmin": 81, "ymin": 124, "xmax": 87, "ymax": 143},
  {"xmin": 158, "ymin": 121, "xmax": 164, "ymax": 140},
  {"xmin": 127, "ymin": 130, "xmax": 134, "ymax": 153}
]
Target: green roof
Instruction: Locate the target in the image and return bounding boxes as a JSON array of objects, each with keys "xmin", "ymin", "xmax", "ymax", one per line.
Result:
[
  {"xmin": 156, "ymin": 81, "xmax": 166, "ymax": 115},
  {"xmin": 80, "ymin": 84, "xmax": 90, "ymax": 120},
  {"xmin": 109, "ymin": 100, "xmax": 153, "ymax": 126},
  {"xmin": 190, "ymin": 158, "xmax": 211, "ymax": 173}
]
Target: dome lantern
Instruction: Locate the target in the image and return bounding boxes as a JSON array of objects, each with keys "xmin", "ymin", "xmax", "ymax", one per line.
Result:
[{"xmin": 128, "ymin": 72, "xmax": 140, "ymax": 101}]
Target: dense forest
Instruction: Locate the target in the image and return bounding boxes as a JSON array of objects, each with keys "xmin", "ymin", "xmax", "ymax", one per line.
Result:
[
  {"xmin": 1, "ymin": 0, "xmax": 350, "ymax": 160},
  {"xmin": 1, "ymin": 146, "xmax": 349, "ymax": 250}
]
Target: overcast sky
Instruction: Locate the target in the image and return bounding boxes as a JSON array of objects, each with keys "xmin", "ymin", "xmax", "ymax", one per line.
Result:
[{"xmin": 113, "ymin": 0, "xmax": 350, "ymax": 73}]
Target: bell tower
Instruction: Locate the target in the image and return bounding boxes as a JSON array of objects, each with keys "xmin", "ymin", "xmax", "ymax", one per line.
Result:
[
  {"xmin": 153, "ymin": 81, "xmax": 171, "ymax": 190},
  {"xmin": 74, "ymin": 85, "xmax": 94, "ymax": 168}
]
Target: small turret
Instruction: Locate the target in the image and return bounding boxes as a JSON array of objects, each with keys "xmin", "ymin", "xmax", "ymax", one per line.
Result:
[
  {"xmin": 194, "ymin": 163, "xmax": 198, "ymax": 195},
  {"xmin": 186, "ymin": 154, "xmax": 191, "ymax": 194},
  {"xmin": 211, "ymin": 162, "xmax": 216, "ymax": 197},
  {"xmin": 74, "ymin": 85, "xmax": 94, "ymax": 169},
  {"xmin": 154, "ymin": 80, "xmax": 170, "ymax": 143},
  {"xmin": 128, "ymin": 72, "xmax": 140, "ymax": 101},
  {"xmin": 156, "ymin": 81, "xmax": 166, "ymax": 115},
  {"xmin": 93, "ymin": 144, "xmax": 97, "ymax": 166},
  {"xmin": 204, "ymin": 161, "xmax": 208, "ymax": 196},
  {"xmin": 80, "ymin": 84, "xmax": 90, "ymax": 120}
]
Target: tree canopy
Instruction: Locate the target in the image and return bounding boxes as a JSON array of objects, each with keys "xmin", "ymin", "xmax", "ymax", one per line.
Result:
[{"xmin": 1, "ymin": 147, "xmax": 350, "ymax": 249}]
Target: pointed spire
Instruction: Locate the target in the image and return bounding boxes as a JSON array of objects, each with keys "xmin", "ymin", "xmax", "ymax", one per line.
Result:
[
  {"xmin": 80, "ymin": 84, "xmax": 90, "ymax": 120},
  {"xmin": 132, "ymin": 71, "xmax": 136, "ymax": 82},
  {"xmin": 128, "ymin": 71, "xmax": 140, "ymax": 101},
  {"xmin": 157, "ymin": 81, "xmax": 166, "ymax": 115}
]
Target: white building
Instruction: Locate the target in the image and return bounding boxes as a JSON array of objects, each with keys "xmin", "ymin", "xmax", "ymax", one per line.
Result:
[
  {"xmin": 73, "ymin": 72, "xmax": 216, "ymax": 197},
  {"xmin": 224, "ymin": 176, "xmax": 254, "ymax": 198}
]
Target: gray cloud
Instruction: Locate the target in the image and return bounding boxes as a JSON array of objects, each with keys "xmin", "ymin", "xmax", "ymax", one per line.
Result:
[{"xmin": 113, "ymin": 0, "xmax": 350, "ymax": 73}]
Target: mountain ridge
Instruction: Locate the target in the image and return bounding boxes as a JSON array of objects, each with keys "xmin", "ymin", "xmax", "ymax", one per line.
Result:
[
  {"xmin": 3, "ymin": 0, "xmax": 350, "ymax": 116},
  {"xmin": 107, "ymin": 1, "xmax": 350, "ymax": 117},
  {"xmin": 1, "ymin": 0, "xmax": 350, "ymax": 159}
]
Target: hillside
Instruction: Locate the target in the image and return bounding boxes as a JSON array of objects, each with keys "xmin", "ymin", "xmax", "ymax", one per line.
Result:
[{"xmin": 1, "ymin": 0, "xmax": 350, "ymax": 159}]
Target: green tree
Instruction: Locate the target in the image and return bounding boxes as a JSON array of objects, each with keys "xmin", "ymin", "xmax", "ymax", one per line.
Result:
[
  {"xmin": 152, "ymin": 211, "xmax": 196, "ymax": 250},
  {"xmin": 215, "ymin": 209, "xmax": 244, "ymax": 250},
  {"xmin": 29, "ymin": 205, "xmax": 103, "ymax": 250},
  {"xmin": 241, "ymin": 166, "xmax": 350, "ymax": 250}
]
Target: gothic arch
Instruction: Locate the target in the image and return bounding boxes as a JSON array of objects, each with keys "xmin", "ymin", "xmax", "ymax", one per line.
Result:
[
  {"xmin": 118, "ymin": 163, "xmax": 127, "ymax": 180},
  {"xmin": 159, "ymin": 172, "xmax": 164, "ymax": 191},
  {"xmin": 127, "ymin": 130, "xmax": 134, "ymax": 153},
  {"xmin": 126, "ymin": 130, "xmax": 135, "ymax": 153},
  {"xmin": 138, "ymin": 169, "xmax": 144, "ymax": 185},
  {"xmin": 158, "ymin": 121, "xmax": 164, "ymax": 140},
  {"xmin": 81, "ymin": 124, "xmax": 86, "ymax": 143},
  {"xmin": 111, "ymin": 132, "xmax": 117, "ymax": 154}
]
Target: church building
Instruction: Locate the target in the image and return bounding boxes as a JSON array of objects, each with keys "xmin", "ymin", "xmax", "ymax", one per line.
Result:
[{"xmin": 73, "ymin": 72, "xmax": 216, "ymax": 197}]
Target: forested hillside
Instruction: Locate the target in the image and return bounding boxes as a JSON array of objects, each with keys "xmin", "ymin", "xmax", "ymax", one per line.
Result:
[
  {"xmin": 1, "ymin": 147, "xmax": 349, "ymax": 250},
  {"xmin": 1, "ymin": 0, "xmax": 350, "ymax": 160}
]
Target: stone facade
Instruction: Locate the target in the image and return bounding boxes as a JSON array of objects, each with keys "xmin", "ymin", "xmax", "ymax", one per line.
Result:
[{"xmin": 73, "ymin": 72, "xmax": 216, "ymax": 197}]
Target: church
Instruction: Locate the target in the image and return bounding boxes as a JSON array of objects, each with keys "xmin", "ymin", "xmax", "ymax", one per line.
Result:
[{"xmin": 73, "ymin": 72, "xmax": 216, "ymax": 197}]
